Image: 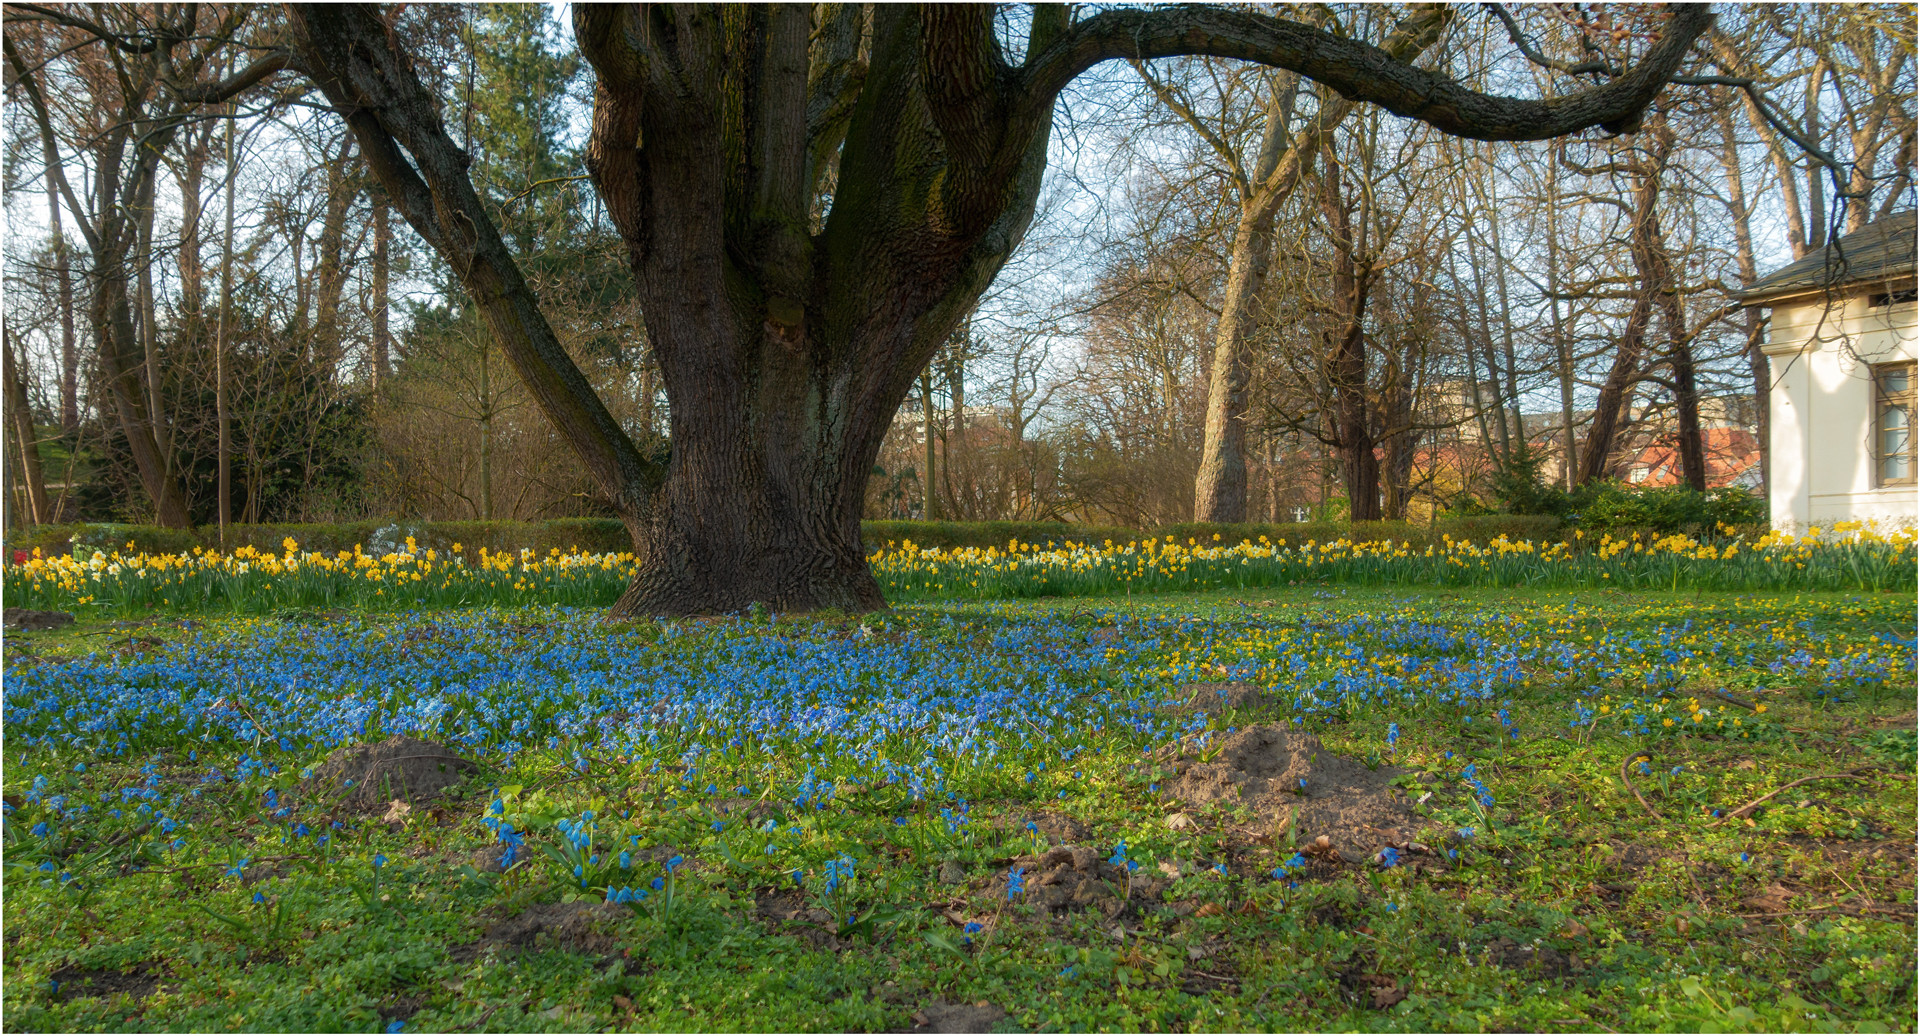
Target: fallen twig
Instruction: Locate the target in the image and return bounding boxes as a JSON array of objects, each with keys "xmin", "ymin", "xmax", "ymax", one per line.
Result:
[
  {"xmin": 1737, "ymin": 903, "xmax": 1916, "ymax": 920},
  {"xmin": 1714, "ymin": 769, "xmax": 1877, "ymax": 826},
  {"xmin": 1618, "ymin": 751, "xmax": 1663, "ymax": 822},
  {"xmin": 1707, "ymin": 689, "xmax": 1759, "ymax": 711}
]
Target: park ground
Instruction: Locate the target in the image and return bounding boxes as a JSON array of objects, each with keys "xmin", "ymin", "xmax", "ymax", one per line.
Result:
[{"xmin": 2, "ymin": 585, "xmax": 1915, "ymax": 1033}]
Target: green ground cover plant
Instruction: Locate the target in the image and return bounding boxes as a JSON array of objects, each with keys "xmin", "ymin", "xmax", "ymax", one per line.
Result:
[{"xmin": 2, "ymin": 586, "xmax": 1914, "ymax": 1032}]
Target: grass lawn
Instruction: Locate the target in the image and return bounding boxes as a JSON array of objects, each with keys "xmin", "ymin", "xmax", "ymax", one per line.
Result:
[{"xmin": 2, "ymin": 585, "xmax": 1914, "ymax": 1033}]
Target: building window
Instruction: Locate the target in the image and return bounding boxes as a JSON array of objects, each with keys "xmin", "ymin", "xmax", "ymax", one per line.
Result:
[
  {"xmin": 1869, "ymin": 287, "xmax": 1919, "ymax": 309},
  {"xmin": 1875, "ymin": 362, "xmax": 1917, "ymax": 486}
]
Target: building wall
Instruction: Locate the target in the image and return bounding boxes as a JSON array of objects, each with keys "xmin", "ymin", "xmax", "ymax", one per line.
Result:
[{"xmin": 1764, "ymin": 290, "xmax": 1919, "ymax": 530}]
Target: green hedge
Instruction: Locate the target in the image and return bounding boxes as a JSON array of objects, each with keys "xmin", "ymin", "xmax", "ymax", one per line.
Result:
[{"xmin": 861, "ymin": 520, "xmax": 1141, "ymax": 551}]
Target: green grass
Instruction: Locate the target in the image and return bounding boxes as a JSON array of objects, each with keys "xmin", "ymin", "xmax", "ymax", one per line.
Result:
[{"xmin": 2, "ymin": 586, "xmax": 1914, "ymax": 1033}]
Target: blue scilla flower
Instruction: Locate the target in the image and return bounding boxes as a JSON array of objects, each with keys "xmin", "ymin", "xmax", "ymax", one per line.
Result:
[
  {"xmin": 372, "ymin": 854, "xmax": 387, "ymax": 869},
  {"xmin": 31, "ymin": 822, "xmax": 47, "ymax": 837},
  {"xmin": 651, "ymin": 876, "xmax": 664, "ymax": 890},
  {"xmin": 1378, "ymin": 847, "xmax": 1401, "ymax": 868},
  {"xmin": 619, "ymin": 851, "xmax": 632, "ymax": 869},
  {"xmin": 666, "ymin": 855, "xmax": 684, "ymax": 872},
  {"xmin": 387, "ymin": 1020, "xmax": 405, "ymax": 1033},
  {"xmin": 1007, "ymin": 867, "xmax": 1026, "ymax": 900}
]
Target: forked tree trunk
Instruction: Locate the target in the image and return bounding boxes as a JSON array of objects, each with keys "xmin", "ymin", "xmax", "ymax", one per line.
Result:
[{"xmin": 286, "ymin": 2, "xmax": 1707, "ymax": 614}]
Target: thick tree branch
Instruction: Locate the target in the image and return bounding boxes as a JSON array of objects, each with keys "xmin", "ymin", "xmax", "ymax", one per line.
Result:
[
  {"xmin": 288, "ymin": 2, "xmax": 665, "ymax": 518},
  {"xmin": 1020, "ymin": 3, "xmax": 1712, "ymax": 141}
]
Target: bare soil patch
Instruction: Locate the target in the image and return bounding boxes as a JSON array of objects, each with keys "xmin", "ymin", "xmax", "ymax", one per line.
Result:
[
  {"xmin": 910, "ymin": 1000, "xmax": 1012, "ymax": 1033},
  {"xmin": 452, "ymin": 900, "xmax": 629, "ymax": 961},
  {"xmin": 49, "ymin": 963, "xmax": 160, "ymax": 1001},
  {"xmin": 1163, "ymin": 724, "xmax": 1424, "ymax": 857}
]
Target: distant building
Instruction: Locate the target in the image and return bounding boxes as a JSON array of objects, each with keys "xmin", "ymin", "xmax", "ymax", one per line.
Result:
[{"xmin": 1742, "ymin": 210, "xmax": 1918, "ymax": 530}]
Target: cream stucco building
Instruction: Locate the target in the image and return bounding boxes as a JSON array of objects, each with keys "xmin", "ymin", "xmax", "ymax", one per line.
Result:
[{"xmin": 1744, "ymin": 210, "xmax": 1918, "ymax": 531}]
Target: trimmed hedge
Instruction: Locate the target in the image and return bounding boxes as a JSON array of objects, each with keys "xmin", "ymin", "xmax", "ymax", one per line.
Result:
[{"xmin": 861, "ymin": 521, "xmax": 1140, "ymax": 551}]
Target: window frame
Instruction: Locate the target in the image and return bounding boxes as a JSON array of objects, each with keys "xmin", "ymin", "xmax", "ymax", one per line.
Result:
[{"xmin": 1873, "ymin": 360, "xmax": 1918, "ymax": 488}]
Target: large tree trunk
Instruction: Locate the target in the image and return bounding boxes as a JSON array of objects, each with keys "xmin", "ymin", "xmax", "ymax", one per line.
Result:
[{"xmin": 287, "ymin": 1, "xmax": 1706, "ymax": 614}]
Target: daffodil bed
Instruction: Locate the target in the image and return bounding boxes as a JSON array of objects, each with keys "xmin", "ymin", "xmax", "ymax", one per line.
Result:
[
  {"xmin": 3, "ymin": 586, "xmax": 1914, "ymax": 1033},
  {"xmin": 4, "ymin": 524, "xmax": 1915, "ymax": 619}
]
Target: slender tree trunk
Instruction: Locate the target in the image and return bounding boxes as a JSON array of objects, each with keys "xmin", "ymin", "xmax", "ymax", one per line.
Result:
[
  {"xmin": 920, "ymin": 369, "xmax": 939, "ymax": 521},
  {"xmin": 1578, "ymin": 127, "xmax": 1672, "ymax": 486},
  {"xmin": 46, "ymin": 162, "xmax": 78, "ymax": 433},
  {"xmin": 216, "ymin": 105, "xmax": 238, "ymax": 539},
  {"xmin": 1194, "ymin": 211, "xmax": 1271, "ymax": 522},
  {"xmin": 478, "ymin": 337, "xmax": 493, "ymax": 521},
  {"xmin": 1322, "ymin": 157, "xmax": 1379, "ymax": 521},
  {"xmin": 135, "ymin": 179, "xmax": 172, "ymax": 485},
  {"xmin": 3, "ymin": 328, "xmax": 51, "ymax": 524},
  {"xmin": 313, "ymin": 136, "xmax": 357, "ymax": 378},
  {"xmin": 1461, "ymin": 221, "xmax": 1512, "ymax": 459},
  {"xmin": 1483, "ymin": 171, "xmax": 1523, "ymax": 454},
  {"xmin": 1544, "ymin": 142, "xmax": 1578, "ymax": 489},
  {"xmin": 371, "ymin": 196, "xmax": 391, "ymax": 391},
  {"xmin": 1715, "ymin": 98, "xmax": 1769, "ymax": 501},
  {"xmin": 1668, "ymin": 321, "xmax": 1708, "ymax": 491},
  {"xmin": 175, "ymin": 123, "xmax": 210, "ymax": 334}
]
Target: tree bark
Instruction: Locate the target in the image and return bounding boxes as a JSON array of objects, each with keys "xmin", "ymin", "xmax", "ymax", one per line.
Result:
[{"xmin": 313, "ymin": 135, "xmax": 358, "ymax": 377}]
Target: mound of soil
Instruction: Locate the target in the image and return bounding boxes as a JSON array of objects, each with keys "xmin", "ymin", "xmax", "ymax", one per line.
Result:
[
  {"xmin": 999, "ymin": 811, "xmax": 1091, "ymax": 844},
  {"xmin": 1004, "ymin": 845, "xmax": 1167, "ymax": 916},
  {"xmin": 5, "ymin": 609, "xmax": 74, "ymax": 631},
  {"xmin": 304, "ymin": 736, "xmax": 479, "ymax": 814},
  {"xmin": 1163, "ymin": 724, "xmax": 1422, "ymax": 857},
  {"xmin": 1167, "ymin": 681, "xmax": 1269, "ymax": 715}
]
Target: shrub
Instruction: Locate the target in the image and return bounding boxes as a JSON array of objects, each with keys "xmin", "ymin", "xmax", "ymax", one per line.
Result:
[{"xmin": 860, "ymin": 520, "xmax": 1139, "ymax": 551}]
